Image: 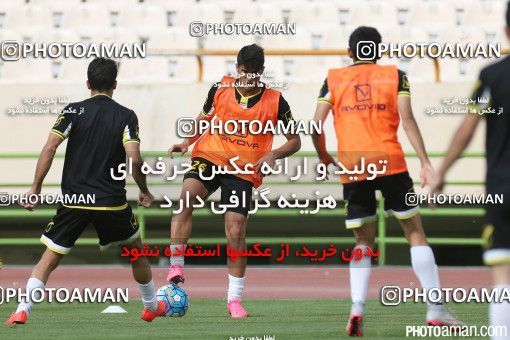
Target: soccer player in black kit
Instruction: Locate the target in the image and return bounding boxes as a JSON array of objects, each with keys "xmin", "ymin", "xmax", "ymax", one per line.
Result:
[
  {"xmin": 431, "ymin": 3, "xmax": 510, "ymax": 339},
  {"xmin": 6, "ymin": 58, "xmax": 166, "ymax": 325}
]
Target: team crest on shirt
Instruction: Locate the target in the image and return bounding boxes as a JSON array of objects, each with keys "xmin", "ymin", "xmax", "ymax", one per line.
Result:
[
  {"xmin": 53, "ymin": 115, "xmax": 65, "ymax": 128},
  {"xmin": 130, "ymin": 214, "xmax": 138, "ymax": 230},
  {"xmin": 45, "ymin": 220, "xmax": 55, "ymax": 233}
]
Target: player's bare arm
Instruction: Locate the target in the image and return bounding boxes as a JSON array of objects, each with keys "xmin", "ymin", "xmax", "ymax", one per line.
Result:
[
  {"xmin": 124, "ymin": 141, "xmax": 153, "ymax": 208},
  {"xmin": 22, "ymin": 133, "xmax": 64, "ymax": 210},
  {"xmin": 398, "ymin": 95, "xmax": 434, "ymax": 188},
  {"xmin": 254, "ymin": 132, "xmax": 301, "ymax": 177},
  {"xmin": 168, "ymin": 112, "xmax": 212, "ymax": 158},
  {"xmin": 430, "ymin": 114, "xmax": 482, "ymax": 193},
  {"xmin": 312, "ymin": 101, "xmax": 337, "ymax": 178}
]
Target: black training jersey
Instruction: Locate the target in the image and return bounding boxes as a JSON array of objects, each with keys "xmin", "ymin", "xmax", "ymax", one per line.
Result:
[
  {"xmin": 470, "ymin": 56, "xmax": 510, "ymax": 193},
  {"xmin": 51, "ymin": 94, "xmax": 140, "ymax": 208}
]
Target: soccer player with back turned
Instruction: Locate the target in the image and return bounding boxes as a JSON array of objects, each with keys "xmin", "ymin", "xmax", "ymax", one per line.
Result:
[
  {"xmin": 311, "ymin": 27, "xmax": 464, "ymax": 336},
  {"xmin": 431, "ymin": 3, "xmax": 510, "ymax": 339},
  {"xmin": 6, "ymin": 58, "xmax": 166, "ymax": 325},
  {"xmin": 166, "ymin": 44, "xmax": 301, "ymax": 318}
]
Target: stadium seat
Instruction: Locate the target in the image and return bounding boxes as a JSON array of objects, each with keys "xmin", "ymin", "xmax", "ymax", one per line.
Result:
[
  {"xmin": 445, "ymin": 0, "xmax": 477, "ymax": 25},
  {"xmin": 440, "ymin": 56, "xmax": 501, "ymax": 83},
  {"xmin": 464, "ymin": 0, "xmax": 507, "ymax": 29},
  {"xmin": 77, "ymin": 28, "xmax": 141, "ymax": 48},
  {"xmin": 383, "ymin": 26, "xmax": 428, "ymax": 44},
  {"xmin": 0, "ymin": 29, "xmax": 21, "ymax": 43},
  {"xmin": 309, "ymin": 25, "xmax": 353, "ymax": 49},
  {"xmin": 407, "ymin": 1, "xmax": 457, "ymax": 29},
  {"xmin": 0, "ymin": 58, "xmax": 53, "ymax": 81},
  {"xmin": 60, "ymin": 3, "xmax": 111, "ymax": 30},
  {"xmin": 84, "ymin": 0, "xmax": 141, "ymax": 5},
  {"xmin": 117, "ymin": 56, "xmax": 198, "ymax": 82},
  {"xmin": 234, "ymin": 2, "xmax": 283, "ymax": 24},
  {"xmin": 57, "ymin": 57, "xmax": 91, "ymax": 80},
  {"xmin": 22, "ymin": 0, "xmax": 81, "ymax": 4},
  {"xmin": 0, "ymin": 3, "xmax": 13, "ymax": 29},
  {"xmin": 295, "ymin": 57, "xmax": 335, "ymax": 83},
  {"xmin": 378, "ymin": 56, "xmax": 399, "ymax": 68},
  {"xmin": 262, "ymin": 55, "xmax": 284, "ymax": 82},
  {"xmin": 258, "ymin": 26, "xmax": 311, "ymax": 50},
  {"xmin": 269, "ymin": 54, "xmax": 349, "ymax": 84},
  {"xmin": 118, "ymin": 4, "xmax": 167, "ymax": 31},
  {"xmin": 202, "ymin": 33, "xmax": 254, "ymax": 50},
  {"xmin": 350, "ymin": 1, "xmax": 399, "ymax": 28},
  {"xmin": 5, "ymin": 5, "xmax": 54, "ymax": 30},
  {"xmin": 432, "ymin": 27, "xmax": 485, "ymax": 44},
  {"xmin": 146, "ymin": 2, "xmax": 221, "ymax": 28},
  {"xmin": 147, "ymin": 28, "xmax": 199, "ymax": 51},
  {"xmin": 277, "ymin": 0, "xmax": 341, "ymax": 26},
  {"xmin": 405, "ymin": 57, "xmax": 437, "ymax": 83},
  {"xmin": 201, "ymin": 56, "xmax": 237, "ymax": 82},
  {"xmin": 18, "ymin": 28, "xmax": 79, "ymax": 49}
]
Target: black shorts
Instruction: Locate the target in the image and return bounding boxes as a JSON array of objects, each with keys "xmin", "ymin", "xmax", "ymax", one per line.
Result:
[
  {"xmin": 343, "ymin": 171, "xmax": 419, "ymax": 229},
  {"xmin": 183, "ymin": 157, "xmax": 253, "ymax": 216},
  {"xmin": 40, "ymin": 205, "xmax": 140, "ymax": 254},
  {"xmin": 483, "ymin": 191, "xmax": 510, "ymax": 265}
]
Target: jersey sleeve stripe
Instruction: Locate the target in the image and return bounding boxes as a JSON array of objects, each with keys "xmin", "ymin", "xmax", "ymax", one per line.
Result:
[
  {"xmin": 123, "ymin": 140, "xmax": 140, "ymax": 145},
  {"xmin": 50, "ymin": 129, "xmax": 66, "ymax": 139},
  {"xmin": 318, "ymin": 98, "xmax": 333, "ymax": 104}
]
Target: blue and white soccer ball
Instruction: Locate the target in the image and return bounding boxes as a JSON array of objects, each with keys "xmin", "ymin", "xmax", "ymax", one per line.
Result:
[{"xmin": 156, "ymin": 284, "xmax": 189, "ymax": 317}]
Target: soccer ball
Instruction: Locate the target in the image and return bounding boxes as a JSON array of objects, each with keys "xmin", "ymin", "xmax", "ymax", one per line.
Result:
[{"xmin": 156, "ymin": 284, "xmax": 189, "ymax": 317}]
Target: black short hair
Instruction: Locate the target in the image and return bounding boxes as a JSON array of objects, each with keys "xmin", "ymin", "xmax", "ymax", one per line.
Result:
[
  {"xmin": 507, "ymin": 0, "xmax": 510, "ymax": 26},
  {"xmin": 87, "ymin": 58, "xmax": 117, "ymax": 91},
  {"xmin": 237, "ymin": 44, "xmax": 264, "ymax": 72},
  {"xmin": 348, "ymin": 26, "xmax": 382, "ymax": 61}
]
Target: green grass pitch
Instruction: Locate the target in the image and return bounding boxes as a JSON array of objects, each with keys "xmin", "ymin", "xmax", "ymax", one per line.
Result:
[{"xmin": 0, "ymin": 299, "xmax": 487, "ymax": 339}]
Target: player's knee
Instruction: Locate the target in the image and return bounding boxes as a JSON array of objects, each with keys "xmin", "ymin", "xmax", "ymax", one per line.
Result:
[
  {"xmin": 124, "ymin": 237, "xmax": 143, "ymax": 250},
  {"xmin": 171, "ymin": 207, "xmax": 193, "ymax": 221},
  {"xmin": 41, "ymin": 249, "xmax": 63, "ymax": 270}
]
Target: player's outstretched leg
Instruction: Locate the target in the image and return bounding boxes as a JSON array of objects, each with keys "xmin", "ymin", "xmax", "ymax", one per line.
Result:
[
  {"xmin": 167, "ymin": 178, "xmax": 209, "ymax": 285},
  {"xmin": 346, "ymin": 222, "xmax": 376, "ymax": 337},
  {"xmin": 225, "ymin": 211, "xmax": 249, "ymax": 318},
  {"xmin": 127, "ymin": 237, "xmax": 166, "ymax": 322},
  {"xmin": 399, "ymin": 214, "xmax": 465, "ymax": 328},
  {"xmin": 489, "ymin": 264, "xmax": 510, "ymax": 340},
  {"xmin": 6, "ymin": 248, "xmax": 63, "ymax": 326}
]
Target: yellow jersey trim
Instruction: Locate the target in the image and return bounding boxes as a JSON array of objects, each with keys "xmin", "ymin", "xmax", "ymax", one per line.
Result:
[
  {"xmin": 50, "ymin": 129, "xmax": 66, "ymax": 139},
  {"xmin": 123, "ymin": 140, "xmax": 140, "ymax": 145},
  {"xmin": 63, "ymin": 203, "xmax": 128, "ymax": 211},
  {"xmin": 318, "ymin": 98, "xmax": 333, "ymax": 104},
  {"xmin": 235, "ymin": 87, "xmax": 262, "ymax": 102},
  {"xmin": 91, "ymin": 93, "xmax": 112, "ymax": 98}
]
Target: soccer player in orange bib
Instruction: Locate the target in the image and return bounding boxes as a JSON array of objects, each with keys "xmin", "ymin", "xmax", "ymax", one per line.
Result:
[
  {"xmin": 311, "ymin": 27, "xmax": 463, "ymax": 336},
  {"xmin": 166, "ymin": 44, "xmax": 301, "ymax": 318}
]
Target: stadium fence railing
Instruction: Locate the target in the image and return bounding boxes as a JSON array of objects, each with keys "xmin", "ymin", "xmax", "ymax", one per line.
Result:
[{"xmin": 0, "ymin": 151, "xmax": 485, "ymax": 265}]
